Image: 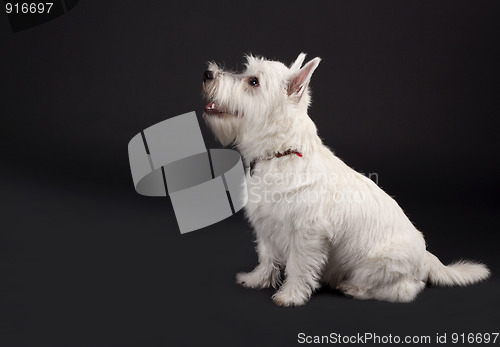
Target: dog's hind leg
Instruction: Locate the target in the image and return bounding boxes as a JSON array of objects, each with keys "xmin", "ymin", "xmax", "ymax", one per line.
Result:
[
  {"xmin": 236, "ymin": 234, "xmax": 282, "ymax": 289},
  {"xmin": 337, "ymin": 262, "xmax": 426, "ymax": 303},
  {"xmin": 272, "ymin": 231, "xmax": 328, "ymax": 306},
  {"xmin": 337, "ymin": 277, "xmax": 425, "ymax": 302},
  {"xmin": 372, "ymin": 278, "xmax": 426, "ymax": 303}
]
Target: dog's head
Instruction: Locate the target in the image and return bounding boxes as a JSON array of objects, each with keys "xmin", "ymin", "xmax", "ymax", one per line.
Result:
[{"xmin": 202, "ymin": 53, "xmax": 321, "ymax": 147}]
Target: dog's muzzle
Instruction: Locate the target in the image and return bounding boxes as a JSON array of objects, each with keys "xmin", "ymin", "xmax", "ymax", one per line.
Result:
[
  {"xmin": 202, "ymin": 68, "xmax": 233, "ymax": 116},
  {"xmin": 203, "ymin": 69, "xmax": 227, "ymax": 116}
]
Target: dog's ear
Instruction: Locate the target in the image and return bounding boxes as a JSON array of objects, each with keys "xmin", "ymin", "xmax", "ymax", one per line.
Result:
[
  {"xmin": 287, "ymin": 57, "xmax": 321, "ymax": 101},
  {"xmin": 290, "ymin": 52, "xmax": 307, "ymax": 71}
]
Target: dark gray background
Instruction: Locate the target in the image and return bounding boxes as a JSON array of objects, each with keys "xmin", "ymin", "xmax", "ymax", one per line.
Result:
[{"xmin": 1, "ymin": 1, "xmax": 499, "ymax": 346}]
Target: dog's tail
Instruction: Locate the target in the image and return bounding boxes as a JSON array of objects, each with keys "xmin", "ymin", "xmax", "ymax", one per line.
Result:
[{"xmin": 426, "ymin": 251, "xmax": 490, "ymax": 286}]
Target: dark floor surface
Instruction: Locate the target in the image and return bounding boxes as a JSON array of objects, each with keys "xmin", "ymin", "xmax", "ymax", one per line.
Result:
[{"xmin": 1, "ymin": 171, "xmax": 498, "ymax": 346}]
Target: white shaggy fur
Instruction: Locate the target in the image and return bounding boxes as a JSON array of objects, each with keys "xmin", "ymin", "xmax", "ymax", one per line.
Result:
[{"xmin": 202, "ymin": 53, "xmax": 490, "ymax": 306}]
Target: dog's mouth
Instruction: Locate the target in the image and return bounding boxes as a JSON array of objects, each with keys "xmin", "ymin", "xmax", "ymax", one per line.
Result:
[{"xmin": 204, "ymin": 101, "xmax": 234, "ymax": 117}]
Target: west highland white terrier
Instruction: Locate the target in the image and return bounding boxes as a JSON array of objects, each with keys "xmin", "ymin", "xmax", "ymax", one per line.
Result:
[{"xmin": 202, "ymin": 53, "xmax": 490, "ymax": 306}]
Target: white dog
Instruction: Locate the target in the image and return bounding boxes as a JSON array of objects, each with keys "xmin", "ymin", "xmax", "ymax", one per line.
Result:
[{"xmin": 202, "ymin": 53, "xmax": 490, "ymax": 306}]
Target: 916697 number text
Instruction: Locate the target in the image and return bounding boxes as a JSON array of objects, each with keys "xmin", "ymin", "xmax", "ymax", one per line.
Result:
[{"xmin": 5, "ymin": 2, "xmax": 53, "ymax": 14}]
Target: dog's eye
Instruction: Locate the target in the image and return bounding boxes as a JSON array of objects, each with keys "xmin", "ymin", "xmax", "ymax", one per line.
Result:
[{"xmin": 249, "ymin": 77, "xmax": 259, "ymax": 87}]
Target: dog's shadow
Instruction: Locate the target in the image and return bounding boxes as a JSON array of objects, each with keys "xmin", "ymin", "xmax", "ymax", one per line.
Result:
[{"xmin": 315, "ymin": 285, "xmax": 347, "ymax": 298}]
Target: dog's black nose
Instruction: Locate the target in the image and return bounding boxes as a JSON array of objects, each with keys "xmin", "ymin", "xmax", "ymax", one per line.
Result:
[{"xmin": 203, "ymin": 70, "xmax": 214, "ymax": 82}]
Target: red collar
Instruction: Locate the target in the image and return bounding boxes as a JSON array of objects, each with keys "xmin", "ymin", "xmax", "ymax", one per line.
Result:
[
  {"xmin": 249, "ymin": 149, "xmax": 303, "ymax": 176},
  {"xmin": 274, "ymin": 149, "xmax": 303, "ymax": 158}
]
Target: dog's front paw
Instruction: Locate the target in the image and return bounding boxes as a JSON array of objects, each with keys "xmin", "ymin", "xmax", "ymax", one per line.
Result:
[{"xmin": 272, "ymin": 288, "xmax": 308, "ymax": 307}]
